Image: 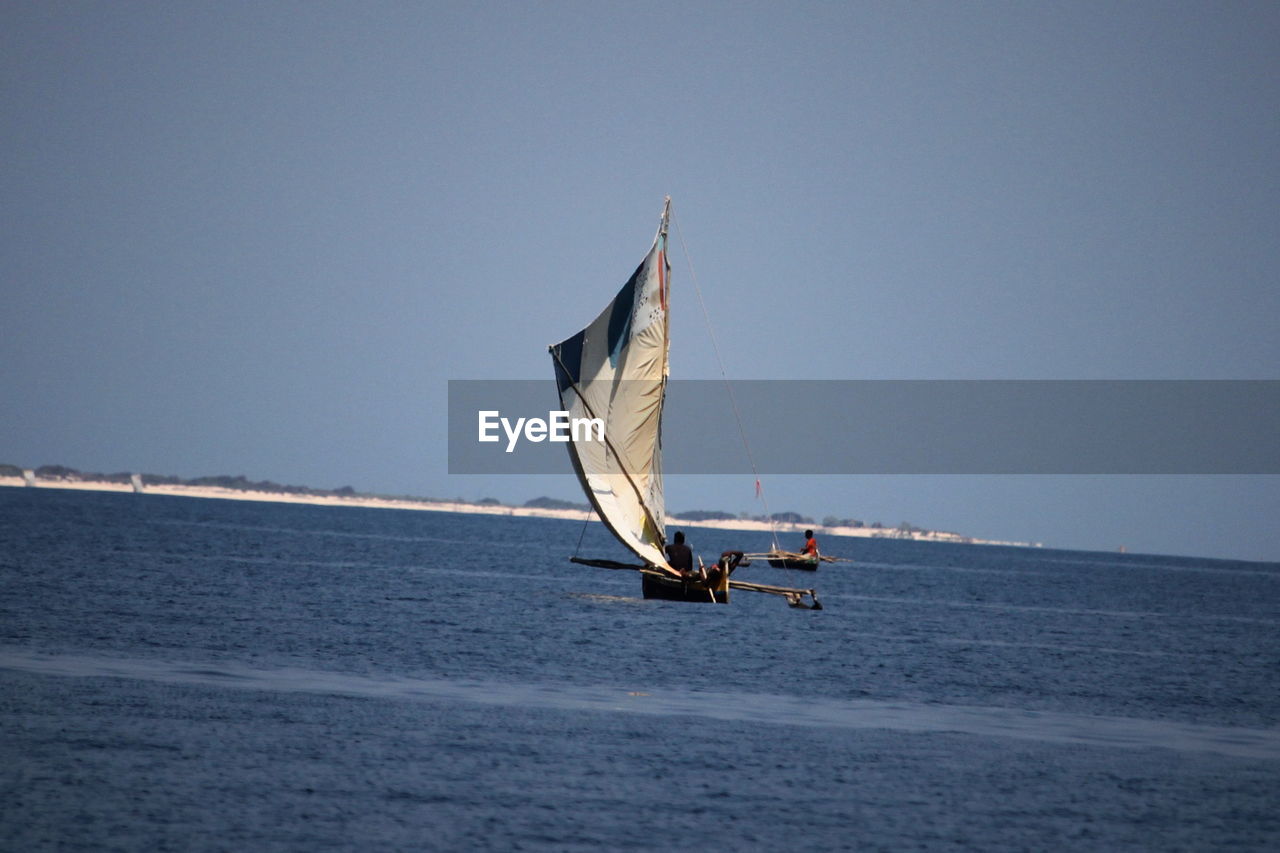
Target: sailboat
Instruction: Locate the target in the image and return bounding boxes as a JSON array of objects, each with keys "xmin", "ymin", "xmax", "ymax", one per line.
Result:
[{"xmin": 549, "ymin": 199, "xmax": 821, "ymax": 609}]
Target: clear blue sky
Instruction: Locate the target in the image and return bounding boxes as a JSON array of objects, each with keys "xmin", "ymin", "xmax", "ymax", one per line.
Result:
[{"xmin": 3, "ymin": 2, "xmax": 1276, "ymax": 561}]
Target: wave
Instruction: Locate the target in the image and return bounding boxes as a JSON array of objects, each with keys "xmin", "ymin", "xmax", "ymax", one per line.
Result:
[{"xmin": 3, "ymin": 648, "xmax": 1277, "ymax": 761}]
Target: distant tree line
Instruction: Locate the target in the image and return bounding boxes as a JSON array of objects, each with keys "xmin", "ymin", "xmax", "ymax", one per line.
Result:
[
  {"xmin": 671, "ymin": 509, "xmax": 737, "ymax": 522},
  {"xmin": 3, "ymin": 466, "xmax": 937, "ymax": 534},
  {"xmin": 823, "ymin": 516, "xmax": 865, "ymax": 528},
  {"xmin": 769, "ymin": 511, "xmax": 814, "ymax": 524},
  {"xmin": 667, "ymin": 507, "xmax": 918, "ymax": 533},
  {"xmin": 523, "ymin": 496, "xmax": 590, "ymax": 512},
  {"xmin": 672, "ymin": 509, "xmax": 819, "ymax": 525},
  {"xmin": 33, "ymin": 464, "xmax": 134, "ymax": 484},
  {"xmin": 3, "ymin": 464, "xmax": 363, "ymax": 498}
]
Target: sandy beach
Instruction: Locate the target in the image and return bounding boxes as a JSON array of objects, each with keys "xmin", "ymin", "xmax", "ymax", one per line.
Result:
[{"xmin": 0, "ymin": 476, "xmax": 1037, "ymax": 548}]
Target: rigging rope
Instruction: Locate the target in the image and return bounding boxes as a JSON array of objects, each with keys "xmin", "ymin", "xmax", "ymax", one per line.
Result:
[
  {"xmin": 573, "ymin": 504, "xmax": 595, "ymax": 559},
  {"xmin": 670, "ymin": 206, "xmax": 781, "ymax": 553}
]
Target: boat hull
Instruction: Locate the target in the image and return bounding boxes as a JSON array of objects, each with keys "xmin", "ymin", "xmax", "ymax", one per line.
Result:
[
  {"xmin": 767, "ymin": 558, "xmax": 819, "ymax": 571},
  {"xmin": 641, "ymin": 573, "xmax": 728, "ymax": 603}
]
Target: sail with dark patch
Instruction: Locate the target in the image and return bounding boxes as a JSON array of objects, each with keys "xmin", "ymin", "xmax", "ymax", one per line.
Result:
[{"xmin": 549, "ymin": 200, "xmax": 674, "ymax": 575}]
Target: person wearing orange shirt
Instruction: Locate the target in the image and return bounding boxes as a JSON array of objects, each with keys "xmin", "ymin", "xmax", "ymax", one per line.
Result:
[{"xmin": 801, "ymin": 529, "xmax": 819, "ymax": 562}]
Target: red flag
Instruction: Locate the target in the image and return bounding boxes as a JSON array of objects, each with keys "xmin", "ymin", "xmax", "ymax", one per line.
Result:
[{"xmin": 755, "ymin": 478, "xmax": 762, "ymax": 499}]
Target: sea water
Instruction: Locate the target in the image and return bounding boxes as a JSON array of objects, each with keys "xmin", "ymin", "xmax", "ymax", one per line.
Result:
[{"xmin": 1, "ymin": 488, "xmax": 1277, "ymax": 850}]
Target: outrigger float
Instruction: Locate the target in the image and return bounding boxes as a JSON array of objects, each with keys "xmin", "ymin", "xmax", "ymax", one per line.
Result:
[{"xmin": 550, "ymin": 199, "xmax": 821, "ymax": 610}]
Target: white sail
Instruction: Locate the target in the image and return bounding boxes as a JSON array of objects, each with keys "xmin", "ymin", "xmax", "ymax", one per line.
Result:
[{"xmin": 550, "ymin": 200, "xmax": 674, "ymax": 574}]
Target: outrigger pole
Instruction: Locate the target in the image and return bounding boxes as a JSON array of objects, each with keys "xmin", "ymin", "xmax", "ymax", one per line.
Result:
[{"xmin": 729, "ymin": 579, "xmax": 823, "ymax": 610}]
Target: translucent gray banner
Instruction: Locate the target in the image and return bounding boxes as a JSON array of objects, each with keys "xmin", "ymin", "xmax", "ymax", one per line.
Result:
[{"xmin": 448, "ymin": 380, "xmax": 1280, "ymax": 474}]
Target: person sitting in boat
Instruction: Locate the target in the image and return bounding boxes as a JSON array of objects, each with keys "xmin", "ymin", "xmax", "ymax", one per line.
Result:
[
  {"xmin": 702, "ymin": 550, "xmax": 745, "ymax": 588},
  {"xmin": 801, "ymin": 530, "xmax": 820, "ymax": 562},
  {"xmin": 665, "ymin": 530, "xmax": 694, "ymax": 577},
  {"xmin": 716, "ymin": 549, "xmax": 745, "ymax": 575}
]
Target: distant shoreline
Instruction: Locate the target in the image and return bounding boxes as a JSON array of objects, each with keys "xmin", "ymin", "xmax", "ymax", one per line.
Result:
[{"xmin": 0, "ymin": 476, "xmax": 1039, "ymax": 549}]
